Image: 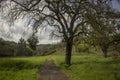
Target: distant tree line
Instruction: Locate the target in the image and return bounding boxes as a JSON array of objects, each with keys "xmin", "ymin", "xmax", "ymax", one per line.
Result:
[
  {"xmin": 16, "ymin": 34, "xmax": 39, "ymax": 56},
  {"xmin": 0, "ymin": 33, "xmax": 39, "ymax": 57},
  {"xmin": 0, "ymin": 36, "xmax": 60, "ymax": 57},
  {"xmin": 0, "ymin": 38, "xmax": 16, "ymax": 57}
]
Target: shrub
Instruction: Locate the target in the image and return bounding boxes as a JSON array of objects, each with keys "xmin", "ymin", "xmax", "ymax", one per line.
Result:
[
  {"xmin": 25, "ymin": 46, "xmax": 34, "ymax": 56},
  {"xmin": 75, "ymin": 44, "xmax": 90, "ymax": 52}
]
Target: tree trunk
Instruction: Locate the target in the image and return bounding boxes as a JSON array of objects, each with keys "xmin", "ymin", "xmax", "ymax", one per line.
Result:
[
  {"xmin": 103, "ymin": 49, "xmax": 107, "ymax": 58},
  {"xmin": 102, "ymin": 46, "xmax": 108, "ymax": 58},
  {"xmin": 65, "ymin": 39, "xmax": 73, "ymax": 66}
]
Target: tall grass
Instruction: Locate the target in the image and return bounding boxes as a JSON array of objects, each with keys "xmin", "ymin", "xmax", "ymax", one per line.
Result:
[
  {"xmin": 0, "ymin": 56, "xmax": 54, "ymax": 80},
  {"xmin": 0, "ymin": 55, "xmax": 120, "ymax": 80},
  {"xmin": 57, "ymin": 56, "xmax": 120, "ymax": 80}
]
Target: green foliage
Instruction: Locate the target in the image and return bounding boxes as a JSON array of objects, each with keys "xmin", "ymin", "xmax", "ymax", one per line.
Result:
[
  {"xmin": 0, "ymin": 69, "xmax": 38, "ymax": 80},
  {"xmin": 0, "ymin": 58, "xmax": 40, "ymax": 80},
  {"xmin": 17, "ymin": 38, "xmax": 34, "ymax": 56},
  {"xmin": 112, "ymin": 33, "xmax": 120, "ymax": 42},
  {"xmin": 57, "ymin": 56, "xmax": 120, "ymax": 80},
  {"xmin": 0, "ymin": 56, "xmax": 120, "ymax": 80},
  {"xmin": 75, "ymin": 44, "xmax": 90, "ymax": 52},
  {"xmin": 0, "ymin": 60, "xmax": 37, "ymax": 71},
  {"xmin": 74, "ymin": 37, "xmax": 90, "ymax": 53},
  {"xmin": 25, "ymin": 46, "xmax": 34, "ymax": 56},
  {"xmin": 0, "ymin": 56, "xmax": 56, "ymax": 80},
  {"xmin": 17, "ymin": 38, "xmax": 26, "ymax": 56},
  {"xmin": 36, "ymin": 44, "xmax": 59, "ymax": 56},
  {"xmin": 27, "ymin": 34, "xmax": 39, "ymax": 51},
  {"xmin": 0, "ymin": 38, "xmax": 16, "ymax": 57},
  {"xmin": 109, "ymin": 33, "xmax": 120, "ymax": 54}
]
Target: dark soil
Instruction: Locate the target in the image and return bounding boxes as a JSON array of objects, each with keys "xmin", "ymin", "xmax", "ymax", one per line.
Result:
[{"xmin": 38, "ymin": 60, "xmax": 69, "ymax": 80}]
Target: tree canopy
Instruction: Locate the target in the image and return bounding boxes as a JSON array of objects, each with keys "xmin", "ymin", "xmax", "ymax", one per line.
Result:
[{"xmin": 0, "ymin": 0, "xmax": 120, "ymax": 65}]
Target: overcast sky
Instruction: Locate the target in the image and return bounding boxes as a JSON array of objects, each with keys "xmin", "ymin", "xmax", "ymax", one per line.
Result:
[
  {"xmin": 0, "ymin": 0, "xmax": 120, "ymax": 44},
  {"xmin": 112, "ymin": 0, "xmax": 120, "ymax": 11},
  {"xmin": 0, "ymin": 17, "xmax": 61, "ymax": 44}
]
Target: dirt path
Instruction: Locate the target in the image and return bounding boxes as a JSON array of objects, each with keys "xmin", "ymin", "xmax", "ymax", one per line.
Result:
[{"xmin": 38, "ymin": 60, "xmax": 69, "ymax": 80}]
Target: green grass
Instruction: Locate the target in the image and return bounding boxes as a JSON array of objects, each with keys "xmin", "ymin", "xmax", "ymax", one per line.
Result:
[
  {"xmin": 0, "ymin": 55, "xmax": 120, "ymax": 80},
  {"xmin": 58, "ymin": 56, "xmax": 120, "ymax": 80},
  {"xmin": 0, "ymin": 56, "xmax": 55, "ymax": 80}
]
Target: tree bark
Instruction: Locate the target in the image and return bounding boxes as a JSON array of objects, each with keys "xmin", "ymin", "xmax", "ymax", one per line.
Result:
[
  {"xmin": 103, "ymin": 49, "xmax": 107, "ymax": 58},
  {"xmin": 102, "ymin": 46, "xmax": 108, "ymax": 58},
  {"xmin": 65, "ymin": 38, "xmax": 73, "ymax": 66}
]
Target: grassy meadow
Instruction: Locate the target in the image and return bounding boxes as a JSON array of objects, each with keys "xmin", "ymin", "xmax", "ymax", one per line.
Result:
[{"xmin": 0, "ymin": 55, "xmax": 120, "ymax": 80}]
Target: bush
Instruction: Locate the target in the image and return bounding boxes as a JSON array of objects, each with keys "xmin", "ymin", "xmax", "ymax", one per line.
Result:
[
  {"xmin": 75, "ymin": 44, "xmax": 90, "ymax": 52},
  {"xmin": 25, "ymin": 46, "xmax": 34, "ymax": 56}
]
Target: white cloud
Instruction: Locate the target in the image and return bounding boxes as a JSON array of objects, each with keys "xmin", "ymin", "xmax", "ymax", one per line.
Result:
[{"xmin": 0, "ymin": 17, "xmax": 61, "ymax": 44}]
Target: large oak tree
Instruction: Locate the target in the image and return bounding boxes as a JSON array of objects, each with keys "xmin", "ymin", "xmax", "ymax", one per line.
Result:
[
  {"xmin": 0, "ymin": 0, "xmax": 120, "ymax": 65},
  {"xmin": 1, "ymin": 0, "xmax": 88, "ymax": 65}
]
